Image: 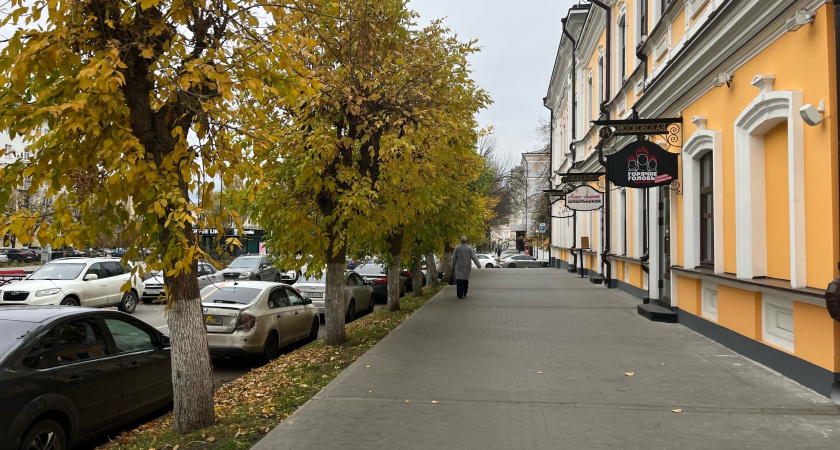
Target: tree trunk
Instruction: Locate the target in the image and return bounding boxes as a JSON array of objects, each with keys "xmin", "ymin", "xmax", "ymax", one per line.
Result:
[
  {"xmin": 411, "ymin": 256, "xmax": 423, "ymax": 297},
  {"xmin": 325, "ymin": 231, "xmax": 347, "ymax": 344},
  {"xmin": 425, "ymin": 252, "xmax": 438, "ymax": 288},
  {"xmin": 442, "ymin": 242, "xmax": 454, "ymax": 284},
  {"xmin": 387, "ymin": 231, "xmax": 403, "ymax": 312},
  {"xmin": 164, "ymin": 228, "xmax": 215, "ymax": 433}
]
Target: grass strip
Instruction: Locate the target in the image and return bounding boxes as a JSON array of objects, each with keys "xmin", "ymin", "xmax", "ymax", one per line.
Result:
[{"xmin": 101, "ymin": 285, "xmax": 443, "ymax": 450}]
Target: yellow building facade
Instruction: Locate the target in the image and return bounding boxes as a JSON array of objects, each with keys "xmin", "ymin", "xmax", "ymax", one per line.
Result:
[{"xmin": 546, "ymin": 0, "xmax": 840, "ymax": 397}]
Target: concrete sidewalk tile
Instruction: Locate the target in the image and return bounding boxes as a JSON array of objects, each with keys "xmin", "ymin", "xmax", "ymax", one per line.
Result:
[{"xmin": 253, "ymin": 269, "xmax": 840, "ymax": 449}]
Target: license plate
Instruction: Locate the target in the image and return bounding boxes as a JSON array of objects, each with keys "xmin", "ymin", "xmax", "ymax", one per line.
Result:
[
  {"xmin": 204, "ymin": 316, "xmax": 223, "ymax": 326},
  {"xmin": 145, "ymin": 290, "xmax": 160, "ymax": 295},
  {"xmin": 304, "ymin": 292, "xmax": 323, "ymax": 298}
]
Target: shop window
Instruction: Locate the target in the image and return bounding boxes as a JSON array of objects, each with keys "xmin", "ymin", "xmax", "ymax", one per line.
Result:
[{"xmin": 699, "ymin": 152, "xmax": 714, "ymax": 265}]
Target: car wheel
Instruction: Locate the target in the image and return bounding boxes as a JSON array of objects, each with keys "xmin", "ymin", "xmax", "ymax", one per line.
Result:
[
  {"xmin": 274, "ymin": 274, "xmax": 282, "ymax": 282},
  {"xmin": 255, "ymin": 276, "xmax": 261, "ymax": 281},
  {"xmin": 508, "ymin": 263, "xmax": 516, "ymax": 268},
  {"xmin": 119, "ymin": 291, "xmax": 138, "ymax": 314},
  {"xmin": 542, "ymin": 262, "xmax": 549, "ymax": 268},
  {"xmin": 260, "ymin": 332, "xmax": 280, "ymax": 364},
  {"xmin": 486, "ymin": 263, "xmax": 493, "ymax": 268},
  {"xmin": 60, "ymin": 296, "xmax": 79, "ymax": 307},
  {"xmin": 308, "ymin": 318, "xmax": 319, "ymax": 343},
  {"xmin": 20, "ymin": 419, "xmax": 66, "ymax": 450},
  {"xmin": 346, "ymin": 300, "xmax": 355, "ymax": 323}
]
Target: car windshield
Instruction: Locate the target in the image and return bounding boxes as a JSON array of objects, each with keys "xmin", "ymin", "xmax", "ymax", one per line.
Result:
[
  {"xmin": 0, "ymin": 320, "xmax": 39, "ymax": 361},
  {"xmin": 200, "ymin": 286, "xmax": 261, "ymax": 304},
  {"xmin": 28, "ymin": 263, "xmax": 87, "ymax": 280},
  {"xmin": 228, "ymin": 258, "xmax": 260, "ymax": 269},
  {"xmin": 355, "ymin": 264, "xmax": 386, "ymax": 275}
]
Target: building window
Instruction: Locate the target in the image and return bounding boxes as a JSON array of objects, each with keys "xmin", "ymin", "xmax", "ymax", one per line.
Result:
[
  {"xmin": 597, "ymin": 54, "xmax": 604, "ymax": 107},
  {"xmin": 617, "ymin": 15, "xmax": 627, "ymax": 85},
  {"xmin": 639, "ymin": 0, "xmax": 648, "ymax": 38},
  {"xmin": 699, "ymin": 152, "xmax": 714, "ymax": 265},
  {"xmin": 587, "ymin": 72, "xmax": 593, "ymax": 123}
]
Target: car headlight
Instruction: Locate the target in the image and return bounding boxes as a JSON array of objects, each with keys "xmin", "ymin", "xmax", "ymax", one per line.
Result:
[
  {"xmin": 35, "ymin": 288, "xmax": 62, "ymax": 297},
  {"xmin": 239, "ymin": 271, "xmax": 252, "ymax": 278}
]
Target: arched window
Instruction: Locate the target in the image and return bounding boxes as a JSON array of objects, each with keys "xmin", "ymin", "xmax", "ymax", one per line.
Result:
[{"xmin": 597, "ymin": 54, "xmax": 605, "ymax": 107}]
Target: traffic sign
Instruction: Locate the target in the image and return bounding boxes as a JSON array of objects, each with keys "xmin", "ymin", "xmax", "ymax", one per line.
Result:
[{"xmin": 539, "ymin": 223, "xmax": 546, "ymax": 233}]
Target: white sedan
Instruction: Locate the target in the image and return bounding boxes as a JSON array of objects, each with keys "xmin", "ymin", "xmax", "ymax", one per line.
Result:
[
  {"xmin": 476, "ymin": 254, "xmax": 501, "ymax": 268},
  {"xmin": 293, "ymin": 271, "xmax": 375, "ymax": 322},
  {"xmin": 202, "ymin": 281, "xmax": 320, "ymax": 363},
  {"xmin": 500, "ymin": 254, "xmax": 550, "ymax": 268}
]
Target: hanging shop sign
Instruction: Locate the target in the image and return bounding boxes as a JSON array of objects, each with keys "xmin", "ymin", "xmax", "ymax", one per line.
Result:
[
  {"xmin": 558, "ymin": 172, "xmax": 604, "ymax": 183},
  {"xmin": 606, "ymin": 141, "xmax": 679, "ymax": 188},
  {"xmin": 565, "ymin": 185, "xmax": 603, "ymax": 211},
  {"xmin": 593, "ymin": 118, "xmax": 682, "ymax": 137}
]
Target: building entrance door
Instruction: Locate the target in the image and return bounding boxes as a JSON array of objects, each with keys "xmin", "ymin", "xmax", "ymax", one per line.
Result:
[{"xmin": 659, "ymin": 186, "xmax": 672, "ymax": 305}]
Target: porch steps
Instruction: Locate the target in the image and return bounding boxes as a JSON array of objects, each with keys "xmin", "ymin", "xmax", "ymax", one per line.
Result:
[
  {"xmin": 637, "ymin": 303, "xmax": 678, "ymax": 323},
  {"xmin": 589, "ymin": 274, "xmax": 605, "ymax": 285},
  {"xmin": 567, "ymin": 267, "xmax": 577, "ymax": 273}
]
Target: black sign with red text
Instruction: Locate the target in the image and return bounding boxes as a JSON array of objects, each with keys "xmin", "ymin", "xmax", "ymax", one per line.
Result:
[{"xmin": 606, "ymin": 141, "xmax": 678, "ymax": 188}]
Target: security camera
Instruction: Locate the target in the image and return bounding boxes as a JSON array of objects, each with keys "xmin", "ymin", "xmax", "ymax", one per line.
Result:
[
  {"xmin": 786, "ymin": 10, "xmax": 814, "ymax": 32},
  {"xmin": 799, "ymin": 103, "xmax": 823, "ymax": 126},
  {"xmin": 713, "ymin": 72, "xmax": 732, "ymax": 88}
]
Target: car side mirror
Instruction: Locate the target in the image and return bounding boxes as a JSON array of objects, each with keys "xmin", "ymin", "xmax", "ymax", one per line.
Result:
[
  {"xmin": 304, "ymin": 298, "xmax": 313, "ymax": 305},
  {"xmin": 84, "ymin": 273, "xmax": 99, "ymax": 281},
  {"xmin": 160, "ymin": 335, "xmax": 171, "ymax": 347}
]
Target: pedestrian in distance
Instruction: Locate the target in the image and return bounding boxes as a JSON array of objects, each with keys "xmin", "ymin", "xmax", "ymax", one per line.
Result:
[{"xmin": 451, "ymin": 236, "xmax": 481, "ymax": 299}]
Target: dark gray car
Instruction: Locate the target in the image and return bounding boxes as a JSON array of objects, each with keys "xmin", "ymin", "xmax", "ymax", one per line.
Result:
[
  {"xmin": 0, "ymin": 306, "xmax": 172, "ymax": 450},
  {"xmin": 220, "ymin": 255, "xmax": 280, "ymax": 282}
]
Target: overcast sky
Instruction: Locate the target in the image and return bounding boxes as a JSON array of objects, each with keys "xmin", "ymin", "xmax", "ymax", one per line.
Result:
[{"xmin": 409, "ymin": 0, "xmax": 579, "ymax": 164}]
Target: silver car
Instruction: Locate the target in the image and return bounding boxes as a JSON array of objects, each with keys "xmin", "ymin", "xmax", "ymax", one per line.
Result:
[
  {"xmin": 202, "ymin": 281, "xmax": 319, "ymax": 362},
  {"xmin": 142, "ymin": 261, "xmax": 223, "ymax": 303},
  {"xmin": 500, "ymin": 254, "xmax": 550, "ymax": 268},
  {"xmin": 219, "ymin": 255, "xmax": 280, "ymax": 282},
  {"xmin": 293, "ymin": 271, "xmax": 375, "ymax": 322}
]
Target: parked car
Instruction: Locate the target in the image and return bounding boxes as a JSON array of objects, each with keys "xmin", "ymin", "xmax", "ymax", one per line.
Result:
[
  {"xmin": 500, "ymin": 254, "xmax": 550, "ymax": 268},
  {"xmin": 355, "ymin": 263, "xmax": 406, "ymax": 302},
  {"xmin": 293, "ymin": 271, "xmax": 375, "ymax": 321},
  {"xmin": 0, "ymin": 253, "xmax": 7, "ymax": 263},
  {"xmin": 219, "ymin": 255, "xmax": 279, "ymax": 281},
  {"xmin": 278, "ymin": 268, "xmax": 302, "ymax": 284},
  {"xmin": 0, "ymin": 248, "xmax": 38, "ymax": 262},
  {"xmin": 142, "ymin": 261, "xmax": 223, "ymax": 304},
  {"xmin": 201, "ymin": 281, "xmax": 319, "ymax": 362},
  {"xmin": 0, "ymin": 257, "xmax": 141, "ymax": 313},
  {"xmin": 0, "ymin": 306, "xmax": 172, "ymax": 450},
  {"xmin": 499, "ymin": 249, "xmax": 521, "ymax": 258},
  {"xmin": 476, "ymin": 254, "xmax": 501, "ymax": 268}
]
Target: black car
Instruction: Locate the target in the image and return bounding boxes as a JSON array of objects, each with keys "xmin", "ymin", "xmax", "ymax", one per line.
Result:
[
  {"xmin": 355, "ymin": 263, "xmax": 406, "ymax": 302},
  {"xmin": 0, "ymin": 306, "xmax": 172, "ymax": 450},
  {"xmin": 0, "ymin": 248, "xmax": 38, "ymax": 262}
]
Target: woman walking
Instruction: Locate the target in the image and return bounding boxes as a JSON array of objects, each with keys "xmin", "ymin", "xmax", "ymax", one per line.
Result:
[{"xmin": 451, "ymin": 236, "xmax": 481, "ymax": 299}]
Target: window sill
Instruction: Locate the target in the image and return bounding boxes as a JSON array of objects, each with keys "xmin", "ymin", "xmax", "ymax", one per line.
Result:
[{"xmin": 671, "ymin": 266, "xmax": 825, "ymax": 307}]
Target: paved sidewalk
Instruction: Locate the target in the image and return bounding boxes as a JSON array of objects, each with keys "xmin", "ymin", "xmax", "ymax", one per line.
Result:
[{"xmin": 254, "ymin": 269, "xmax": 840, "ymax": 449}]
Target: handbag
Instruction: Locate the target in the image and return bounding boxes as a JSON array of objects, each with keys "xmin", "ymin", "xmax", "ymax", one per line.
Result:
[{"xmin": 448, "ymin": 272, "xmax": 455, "ymax": 285}]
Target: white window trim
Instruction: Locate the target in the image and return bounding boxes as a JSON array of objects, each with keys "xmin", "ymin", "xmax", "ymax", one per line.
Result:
[
  {"xmin": 686, "ymin": 0, "xmax": 709, "ymax": 20},
  {"xmin": 682, "ymin": 115, "xmax": 723, "ymax": 274},
  {"xmin": 615, "ymin": 5, "xmax": 627, "ymax": 94},
  {"xmin": 734, "ymin": 75, "xmax": 806, "ymax": 288},
  {"xmin": 762, "ymin": 293, "xmax": 795, "ymax": 353},
  {"xmin": 701, "ymin": 280, "xmax": 718, "ymax": 322}
]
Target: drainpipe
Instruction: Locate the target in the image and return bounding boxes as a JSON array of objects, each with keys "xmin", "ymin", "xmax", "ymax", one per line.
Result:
[
  {"xmin": 590, "ymin": 0, "xmax": 613, "ymax": 286},
  {"xmin": 590, "ymin": 0, "xmax": 612, "ymax": 115},
  {"xmin": 562, "ymin": 18, "xmax": 579, "ymax": 169},
  {"xmin": 543, "ymin": 100, "xmax": 555, "ymax": 266},
  {"xmin": 825, "ymin": 1, "xmax": 840, "ymax": 324},
  {"xmin": 562, "ymin": 18, "xmax": 579, "ymax": 272}
]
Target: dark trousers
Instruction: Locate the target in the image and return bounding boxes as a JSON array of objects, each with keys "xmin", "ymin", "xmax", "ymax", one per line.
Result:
[{"xmin": 456, "ymin": 279, "xmax": 469, "ymax": 298}]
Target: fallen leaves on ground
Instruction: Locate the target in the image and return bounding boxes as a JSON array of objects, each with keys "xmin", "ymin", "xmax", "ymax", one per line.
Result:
[
  {"xmin": 625, "ymin": 372, "xmax": 635, "ymax": 376},
  {"xmin": 671, "ymin": 408, "xmax": 683, "ymax": 413},
  {"xmin": 99, "ymin": 287, "xmax": 442, "ymax": 450}
]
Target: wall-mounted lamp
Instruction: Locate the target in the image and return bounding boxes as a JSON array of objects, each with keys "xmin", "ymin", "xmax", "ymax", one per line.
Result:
[
  {"xmin": 713, "ymin": 72, "xmax": 733, "ymax": 88},
  {"xmin": 786, "ymin": 10, "xmax": 815, "ymax": 32},
  {"xmin": 800, "ymin": 100, "xmax": 825, "ymax": 126}
]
